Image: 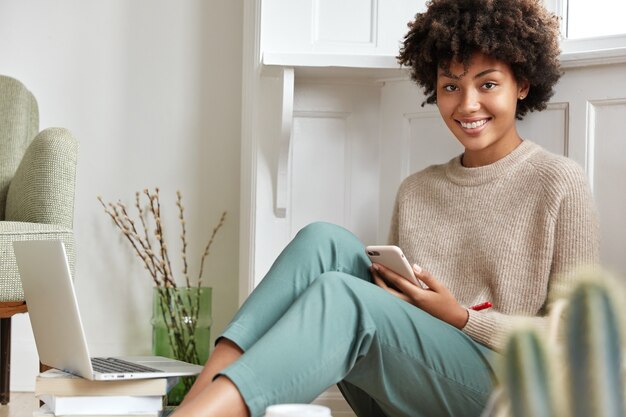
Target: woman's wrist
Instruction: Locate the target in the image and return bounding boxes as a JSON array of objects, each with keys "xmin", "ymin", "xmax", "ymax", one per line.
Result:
[{"xmin": 452, "ymin": 306, "xmax": 470, "ymax": 329}]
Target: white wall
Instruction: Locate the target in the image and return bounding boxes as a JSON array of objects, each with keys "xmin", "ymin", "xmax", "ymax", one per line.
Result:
[{"xmin": 0, "ymin": 0, "xmax": 243, "ymax": 390}]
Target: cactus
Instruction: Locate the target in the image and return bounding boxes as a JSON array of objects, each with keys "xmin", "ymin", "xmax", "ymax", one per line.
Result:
[
  {"xmin": 565, "ymin": 281, "xmax": 624, "ymax": 417},
  {"xmin": 500, "ymin": 276, "xmax": 625, "ymax": 417},
  {"xmin": 503, "ymin": 329, "xmax": 556, "ymax": 417}
]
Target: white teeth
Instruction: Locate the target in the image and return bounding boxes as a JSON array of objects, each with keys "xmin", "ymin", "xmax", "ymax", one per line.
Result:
[{"xmin": 460, "ymin": 119, "xmax": 487, "ymax": 129}]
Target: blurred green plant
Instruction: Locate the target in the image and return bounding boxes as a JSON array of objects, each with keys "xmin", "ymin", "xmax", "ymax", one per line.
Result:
[
  {"xmin": 498, "ymin": 273, "xmax": 625, "ymax": 417},
  {"xmin": 502, "ymin": 329, "xmax": 556, "ymax": 417}
]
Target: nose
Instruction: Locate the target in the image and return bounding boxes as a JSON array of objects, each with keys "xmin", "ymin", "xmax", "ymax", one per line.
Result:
[{"xmin": 458, "ymin": 89, "xmax": 480, "ymax": 114}]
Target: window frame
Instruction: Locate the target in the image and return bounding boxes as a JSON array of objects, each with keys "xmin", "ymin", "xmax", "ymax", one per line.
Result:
[{"xmin": 544, "ymin": 0, "xmax": 626, "ymax": 67}]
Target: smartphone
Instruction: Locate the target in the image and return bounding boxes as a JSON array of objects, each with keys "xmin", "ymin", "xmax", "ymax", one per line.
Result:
[{"xmin": 365, "ymin": 245, "xmax": 423, "ymax": 288}]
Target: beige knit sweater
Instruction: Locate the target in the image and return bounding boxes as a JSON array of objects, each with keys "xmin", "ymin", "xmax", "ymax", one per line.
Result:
[{"xmin": 388, "ymin": 140, "xmax": 599, "ymax": 351}]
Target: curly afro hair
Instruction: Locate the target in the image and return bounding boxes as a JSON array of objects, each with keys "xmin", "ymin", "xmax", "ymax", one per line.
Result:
[{"xmin": 397, "ymin": 0, "xmax": 561, "ymax": 119}]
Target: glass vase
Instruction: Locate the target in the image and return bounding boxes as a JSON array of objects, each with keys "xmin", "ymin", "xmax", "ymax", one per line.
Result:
[{"xmin": 151, "ymin": 286, "xmax": 212, "ymax": 405}]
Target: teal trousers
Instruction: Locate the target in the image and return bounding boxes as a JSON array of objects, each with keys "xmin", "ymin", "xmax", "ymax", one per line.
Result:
[{"xmin": 219, "ymin": 222, "xmax": 496, "ymax": 417}]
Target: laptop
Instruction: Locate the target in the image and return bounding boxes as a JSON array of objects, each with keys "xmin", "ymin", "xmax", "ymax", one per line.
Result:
[{"xmin": 13, "ymin": 239, "xmax": 204, "ymax": 381}]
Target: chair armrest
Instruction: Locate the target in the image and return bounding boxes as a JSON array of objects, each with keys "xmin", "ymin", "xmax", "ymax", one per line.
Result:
[{"xmin": 5, "ymin": 127, "xmax": 78, "ymax": 228}]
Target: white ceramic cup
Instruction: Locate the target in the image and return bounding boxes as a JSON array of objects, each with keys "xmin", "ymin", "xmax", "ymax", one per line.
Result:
[{"xmin": 264, "ymin": 404, "xmax": 332, "ymax": 417}]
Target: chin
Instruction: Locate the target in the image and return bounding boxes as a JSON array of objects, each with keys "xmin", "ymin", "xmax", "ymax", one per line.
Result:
[{"xmin": 454, "ymin": 136, "xmax": 492, "ymax": 151}]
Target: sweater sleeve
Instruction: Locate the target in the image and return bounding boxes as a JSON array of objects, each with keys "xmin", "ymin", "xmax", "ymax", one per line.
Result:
[
  {"xmin": 545, "ymin": 167, "xmax": 600, "ymax": 294},
  {"xmin": 461, "ymin": 161, "xmax": 600, "ymax": 351}
]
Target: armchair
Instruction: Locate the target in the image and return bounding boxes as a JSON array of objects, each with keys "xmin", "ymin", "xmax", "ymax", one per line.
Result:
[{"xmin": 0, "ymin": 75, "xmax": 77, "ymax": 404}]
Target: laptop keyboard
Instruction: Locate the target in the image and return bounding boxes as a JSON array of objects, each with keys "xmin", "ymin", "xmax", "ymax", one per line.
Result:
[{"xmin": 91, "ymin": 357, "xmax": 161, "ymax": 374}]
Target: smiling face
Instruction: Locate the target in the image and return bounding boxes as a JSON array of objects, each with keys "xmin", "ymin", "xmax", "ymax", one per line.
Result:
[{"xmin": 436, "ymin": 52, "xmax": 529, "ymax": 167}]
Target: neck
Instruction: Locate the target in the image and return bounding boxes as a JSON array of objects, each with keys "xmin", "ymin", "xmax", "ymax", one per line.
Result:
[
  {"xmin": 462, "ymin": 136, "xmax": 523, "ymax": 167},
  {"xmin": 445, "ymin": 140, "xmax": 538, "ymax": 187}
]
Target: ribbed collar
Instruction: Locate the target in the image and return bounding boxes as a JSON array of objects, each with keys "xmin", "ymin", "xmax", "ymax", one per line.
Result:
[{"xmin": 444, "ymin": 140, "xmax": 539, "ymax": 186}]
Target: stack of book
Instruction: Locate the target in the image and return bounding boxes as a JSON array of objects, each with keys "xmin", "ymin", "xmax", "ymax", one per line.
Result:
[{"xmin": 32, "ymin": 369, "xmax": 178, "ymax": 417}]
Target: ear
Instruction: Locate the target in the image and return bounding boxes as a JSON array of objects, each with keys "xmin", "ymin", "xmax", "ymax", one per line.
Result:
[{"xmin": 518, "ymin": 80, "xmax": 530, "ymax": 99}]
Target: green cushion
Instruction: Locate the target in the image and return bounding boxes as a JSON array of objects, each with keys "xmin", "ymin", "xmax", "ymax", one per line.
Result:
[
  {"xmin": 0, "ymin": 222, "xmax": 74, "ymax": 302},
  {"xmin": 0, "ymin": 76, "xmax": 39, "ymax": 220}
]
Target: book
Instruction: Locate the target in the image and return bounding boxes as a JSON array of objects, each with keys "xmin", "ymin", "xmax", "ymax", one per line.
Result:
[
  {"xmin": 38, "ymin": 394, "xmax": 164, "ymax": 415},
  {"xmin": 35, "ymin": 369, "xmax": 178, "ymax": 397},
  {"xmin": 33, "ymin": 403, "xmax": 167, "ymax": 416}
]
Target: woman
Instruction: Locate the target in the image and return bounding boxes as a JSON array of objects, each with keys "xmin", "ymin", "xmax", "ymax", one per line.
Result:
[{"xmin": 174, "ymin": 0, "xmax": 598, "ymax": 416}]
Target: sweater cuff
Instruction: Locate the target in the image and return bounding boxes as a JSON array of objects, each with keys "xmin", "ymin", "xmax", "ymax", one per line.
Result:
[
  {"xmin": 462, "ymin": 309, "xmax": 552, "ymax": 352},
  {"xmin": 462, "ymin": 309, "xmax": 502, "ymax": 351}
]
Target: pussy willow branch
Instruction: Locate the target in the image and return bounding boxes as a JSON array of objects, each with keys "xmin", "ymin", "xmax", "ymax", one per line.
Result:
[
  {"xmin": 117, "ymin": 200, "xmax": 160, "ymax": 276},
  {"xmin": 97, "ymin": 197, "xmax": 160, "ymax": 285},
  {"xmin": 147, "ymin": 189, "xmax": 176, "ymax": 288},
  {"xmin": 104, "ymin": 198, "xmax": 168, "ymax": 284},
  {"xmin": 177, "ymin": 191, "xmax": 191, "ymax": 288},
  {"xmin": 198, "ymin": 211, "xmax": 227, "ymax": 286},
  {"xmin": 98, "ymin": 189, "xmax": 227, "ymax": 290},
  {"xmin": 136, "ymin": 191, "xmax": 156, "ymax": 267}
]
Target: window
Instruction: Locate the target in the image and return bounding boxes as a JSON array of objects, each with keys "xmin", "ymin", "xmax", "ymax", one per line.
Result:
[
  {"xmin": 543, "ymin": 0, "xmax": 626, "ymax": 64},
  {"xmin": 566, "ymin": 0, "xmax": 626, "ymax": 39}
]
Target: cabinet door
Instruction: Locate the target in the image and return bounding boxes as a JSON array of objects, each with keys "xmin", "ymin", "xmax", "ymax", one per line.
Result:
[{"xmin": 261, "ymin": 0, "xmax": 421, "ymax": 57}]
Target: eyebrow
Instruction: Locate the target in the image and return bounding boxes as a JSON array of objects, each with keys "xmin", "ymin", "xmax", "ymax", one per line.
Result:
[{"xmin": 439, "ymin": 68, "xmax": 501, "ymax": 80}]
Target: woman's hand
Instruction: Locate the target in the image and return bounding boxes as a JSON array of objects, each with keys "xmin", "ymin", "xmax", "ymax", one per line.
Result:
[{"xmin": 371, "ymin": 263, "xmax": 469, "ymax": 329}]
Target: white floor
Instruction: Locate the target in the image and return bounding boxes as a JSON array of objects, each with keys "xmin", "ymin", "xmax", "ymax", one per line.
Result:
[
  {"xmin": 1, "ymin": 390, "xmax": 357, "ymax": 417},
  {"xmin": 0, "ymin": 392, "xmax": 39, "ymax": 417}
]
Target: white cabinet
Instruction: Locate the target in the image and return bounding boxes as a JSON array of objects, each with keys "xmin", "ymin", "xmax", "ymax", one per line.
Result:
[{"xmin": 261, "ymin": 0, "xmax": 423, "ymax": 67}]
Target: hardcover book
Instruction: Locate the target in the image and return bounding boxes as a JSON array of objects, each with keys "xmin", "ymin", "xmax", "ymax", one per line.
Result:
[
  {"xmin": 37, "ymin": 394, "xmax": 163, "ymax": 415},
  {"xmin": 35, "ymin": 369, "xmax": 178, "ymax": 397},
  {"xmin": 33, "ymin": 403, "xmax": 163, "ymax": 417}
]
